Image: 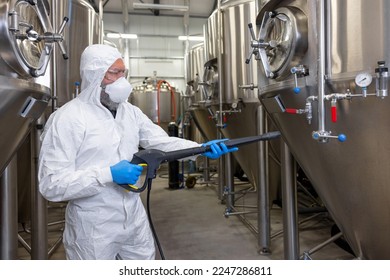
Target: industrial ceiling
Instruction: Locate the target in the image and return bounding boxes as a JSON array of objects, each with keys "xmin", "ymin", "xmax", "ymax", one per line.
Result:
[{"xmin": 88, "ymin": 0, "xmax": 217, "ymax": 18}]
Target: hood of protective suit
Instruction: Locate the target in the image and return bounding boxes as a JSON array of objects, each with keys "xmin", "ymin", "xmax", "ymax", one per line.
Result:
[
  {"xmin": 76, "ymin": 44, "xmax": 135, "ymax": 160},
  {"xmin": 78, "ymin": 44, "xmax": 123, "ymax": 105}
]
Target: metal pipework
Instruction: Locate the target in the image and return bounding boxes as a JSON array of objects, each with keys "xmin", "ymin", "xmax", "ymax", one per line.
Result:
[
  {"xmin": 284, "ymin": 95, "xmax": 317, "ymax": 124},
  {"xmin": 311, "ymin": 81, "xmax": 389, "ymax": 142},
  {"xmin": 311, "ymin": 130, "xmax": 346, "ymax": 143},
  {"xmin": 218, "ymin": 131, "xmax": 225, "ymax": 201},
  {"xmin": 215, "ymin": 107, "xmax": 242, "ymax": 116},
  {"xmin": 223, "ymin": 152, "xmax": 235, "ymax": 213},
  {"xmin": 257, "ymin": 105, "xmax": 270, "ymax": 255},
  {"xmin": 287, "ymin": 79, "xmax": 388, "ymax": 141},
  {"xmin": 217, "ymin": 0, "xmax": 224, "ymax": 129},
  {"xmin": 239, "ymin": 83, "xmax": 258, "ymax": 90},
  {"xmin": 316, "ymin": 0, "xmax": 327, "ymax": 143},
  {"xmin": 311, "ymin": 88, "xmax": 348, "ymax": 142},
  {"xmin": 311, "ymin": 90, "xmax": 355, "ymax": 142},
  {"xmin": 308, "ymin": 0, "xmax": 346, "ymax": 143}
]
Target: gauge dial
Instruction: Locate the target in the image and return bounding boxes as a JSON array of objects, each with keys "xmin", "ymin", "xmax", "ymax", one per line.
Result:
[{"xmin": 355, "ymin": 72, "xmax": 373, "ymax": 88}]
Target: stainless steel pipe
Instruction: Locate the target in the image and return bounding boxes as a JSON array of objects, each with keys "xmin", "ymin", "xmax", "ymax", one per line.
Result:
[
  {"xmin": 0, "ymin": 158, "xmax": 18, "ymax": 259},
  {"xmin": 281, "ymin": 142, "xmax": 299, "ymax": 260},
  {"xmin": 257, "ymin": 105, "xmax": 271, "ymax": 254},
  {"xmin": 30, "ymin": 120, "xmax": 48, "ymax": 259}
]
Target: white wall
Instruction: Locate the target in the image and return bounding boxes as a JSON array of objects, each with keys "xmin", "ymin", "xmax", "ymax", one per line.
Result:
[{"xmin": 103, "ymin": 13, "xmax": 206, "ymax": 93}]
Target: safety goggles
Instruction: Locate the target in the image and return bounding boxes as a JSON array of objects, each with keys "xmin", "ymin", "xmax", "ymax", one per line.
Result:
[{"xmin": 105, "ymin": 68, "xmax": 129, "ymax": 79}]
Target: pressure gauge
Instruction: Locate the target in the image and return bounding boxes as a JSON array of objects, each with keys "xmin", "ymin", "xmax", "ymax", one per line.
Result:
[{"xmin": 355, "ymin": 72, "xmax": 373, "ymax": 88}]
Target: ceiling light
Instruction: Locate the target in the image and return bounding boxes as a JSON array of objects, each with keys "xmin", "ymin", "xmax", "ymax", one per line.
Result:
[
  {"xmin": 106, "ymin": 33, "xmax": 138, "ymax": 39},
  {"xmin": 133, "ymin": 3, "xmax": 189, "ymax": 12},
  {"xmin": 178, "ymin": 36, "xmax": 204, "ymax": 41}
]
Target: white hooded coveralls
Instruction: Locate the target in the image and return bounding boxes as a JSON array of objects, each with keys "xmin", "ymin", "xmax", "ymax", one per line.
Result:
[{"xmin": 38, "ymin": 44, "xmax": 200, "ymax": 260}]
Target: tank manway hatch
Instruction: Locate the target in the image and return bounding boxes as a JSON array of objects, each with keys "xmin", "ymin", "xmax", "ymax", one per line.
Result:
[
  {"xmin": 0, "ymin": 0, "xmax": 68, "ymax": 78},
  {"xmin": 247, "ymin": 6, "xmax": 308, "ymax": 80}
]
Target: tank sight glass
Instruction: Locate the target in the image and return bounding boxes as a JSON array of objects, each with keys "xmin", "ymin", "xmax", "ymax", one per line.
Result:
[{"xmin": 375, "ymin": 61, "xmax": 388, "ymax": 98}]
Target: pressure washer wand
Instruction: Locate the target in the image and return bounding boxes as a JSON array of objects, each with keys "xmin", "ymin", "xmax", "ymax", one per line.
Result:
[{"xmin": 120, "ymin": 131, "xmax": 281, "ymax": 193}]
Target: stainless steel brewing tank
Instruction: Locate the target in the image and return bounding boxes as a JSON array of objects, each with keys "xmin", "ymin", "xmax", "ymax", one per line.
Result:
[
  {"xmin": 185, "ymin": 42, "xmax": 217, "ymax": 142},
  {"xmin": 258, "ymin": 0, "xmax": 390, "ymax": 259},
  {"xmin": 0, "ymin": 76, "xmax": 50, "ymax": 175},
  {"xmin": 182, "ymin": 42, "xmax": 207, "ymax": 142},
  {"xmin": 0, "ymin": 0, "xmax": 54, "ymax": 173},
  {"xmin": 186, "ymin": 43, "xmax": 205, "ymax": 94},
  {"xmin": 51, "ymin": 0, "xmax": 102, "ymax": 107},
  {"xmin": 0, "ymin": 0, "xmax": 53, "ymax": 78},
  {"xmin": 187, "ymin": 105, "xmax": 217, "ymax": 141},
  {"xmin": 131, "ymin": 81, "xmax": 181, "ymax": 132},
  {"xmin": 206, "ymin": 0, "xmax": 258, "ymax": 104},
  {"xmin": 205, "ymin": 0, "xmax": 280, "ymax": 197}
]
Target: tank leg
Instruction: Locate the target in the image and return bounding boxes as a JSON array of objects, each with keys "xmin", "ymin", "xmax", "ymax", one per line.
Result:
[
  {"xmin": 224, "ymin": 153, "xmax": 235, "ymax": 213},
  {"xmin": 281, "ymin": 141, "xmax": 299, "ymax": 259},
  {"xmin": 203, "ymin": 156, "xmax": 210, "ymax": 182},
  {"xmin": 0, "ymin": 157, "xmax": 18, "ymax": 259},
  {"xmin": 31, "ymin": 122, "xmax": 48, "ymax": 259},
  {"xmin": 217, "ymin": 131, "xmax": 226, "ymax": 202}
]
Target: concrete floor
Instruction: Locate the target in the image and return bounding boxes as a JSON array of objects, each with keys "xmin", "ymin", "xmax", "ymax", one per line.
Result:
[{"xmin": 17, "ymin": 164, "xmax": 355, "ymax": 260}]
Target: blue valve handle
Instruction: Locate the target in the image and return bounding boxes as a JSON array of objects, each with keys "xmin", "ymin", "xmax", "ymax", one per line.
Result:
[
  {"xmin": 292, "ymin": 70, "xmax": 301, "ymax": 94},
  {"xmin": 338, "ymin": 134, "xmax": 347, "ymax": 142},
  {"xmin": 312, "ymin": 132, "xmax": 347, "ymax": 142},
  {"xmin": 293, "ymin": 87, "xmax": 301, "ymax": 94}
]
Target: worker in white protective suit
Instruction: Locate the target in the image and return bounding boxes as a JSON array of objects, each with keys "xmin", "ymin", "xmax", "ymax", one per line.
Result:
[{"xmin": 38, "ymin": 44, "xmax": 238, "ymax": 260}]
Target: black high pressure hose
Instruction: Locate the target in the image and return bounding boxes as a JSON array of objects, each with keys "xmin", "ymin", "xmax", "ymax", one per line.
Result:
[{"xmin": 146, "ymin": 178, "xmax": 166, "ymax": 260}]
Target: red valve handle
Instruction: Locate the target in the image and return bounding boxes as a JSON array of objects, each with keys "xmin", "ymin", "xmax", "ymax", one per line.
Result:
[
  {"xmin": 331, "ymin": 105, "xmax": 337, "ymax": 122},
  {"xmin": 285, "ymin": 108, "xmax": 298, "ymax": 114}
]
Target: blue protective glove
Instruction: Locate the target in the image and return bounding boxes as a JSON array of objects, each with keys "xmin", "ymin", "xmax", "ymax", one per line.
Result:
[
  {"xmin": 202, "ymin": 139, "xmax": 239, "ymax": 159},
  {"xmin": 110, "ymin": 160, "xmax": 143, "ymax": 185}
]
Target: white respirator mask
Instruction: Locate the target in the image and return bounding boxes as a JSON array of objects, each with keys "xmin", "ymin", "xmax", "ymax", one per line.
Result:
[{"xmin": 104, "ymin": 77, "xmax": 133, "ymax": 103}]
